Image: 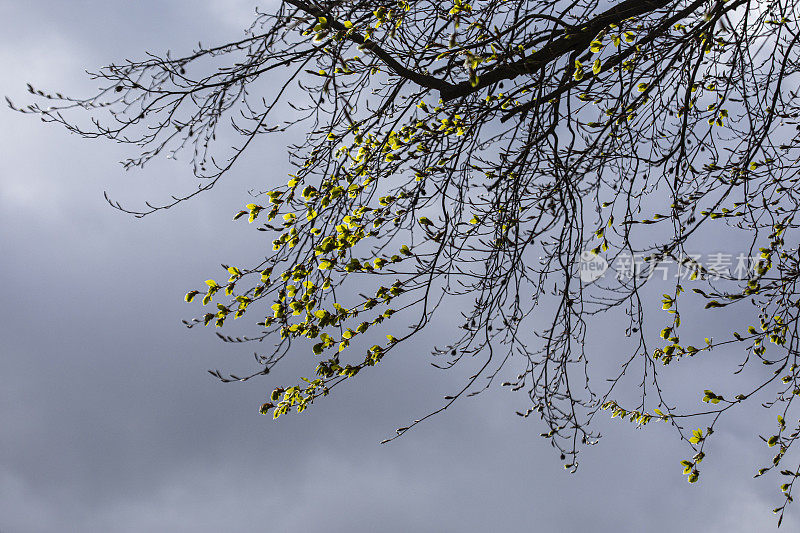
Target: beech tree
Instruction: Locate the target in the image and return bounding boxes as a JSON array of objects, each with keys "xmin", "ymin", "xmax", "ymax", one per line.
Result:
[{"xmin": 14, "ymin": 0, "xmax": 800, "ymax": 521}]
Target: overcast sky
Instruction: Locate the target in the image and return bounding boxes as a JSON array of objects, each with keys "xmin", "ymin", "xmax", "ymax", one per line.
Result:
[{"xmin": 0, "ymin": 2, "xmax": 795, "ymax": 531}]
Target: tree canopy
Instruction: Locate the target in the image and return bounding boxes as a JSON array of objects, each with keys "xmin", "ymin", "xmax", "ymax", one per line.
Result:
[{"xmin": 14, "ymin": 0, "xmax": 800, "ymax": 522}]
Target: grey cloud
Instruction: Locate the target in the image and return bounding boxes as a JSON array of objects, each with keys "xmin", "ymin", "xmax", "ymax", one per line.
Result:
[{"xmin": 1, "ymin": 2, "xmax": 795, "ymax": 532}]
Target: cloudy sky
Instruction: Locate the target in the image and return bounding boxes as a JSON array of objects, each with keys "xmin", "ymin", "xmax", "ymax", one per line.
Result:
[{"xmin": 0, "ymin": 1, "xmax": 795, "ymax": 531}]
